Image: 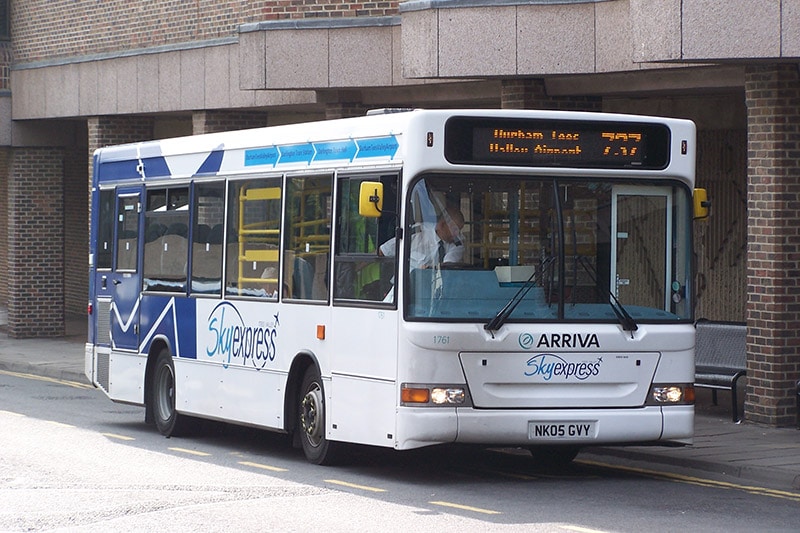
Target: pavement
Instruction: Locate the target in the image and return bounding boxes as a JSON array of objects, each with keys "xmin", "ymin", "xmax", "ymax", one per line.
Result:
[{"xmin": 1, "ymin": 308, "xmax": 799, "ymax": 491}]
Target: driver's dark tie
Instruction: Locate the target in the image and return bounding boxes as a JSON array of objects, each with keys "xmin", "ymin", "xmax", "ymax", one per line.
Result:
[{"xmin": 437, "ymin": 240, "xmax": 445, "ymax": 263}]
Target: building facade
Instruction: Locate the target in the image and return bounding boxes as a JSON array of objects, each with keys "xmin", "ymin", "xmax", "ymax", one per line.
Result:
[{"xmin": 1, "ymin": 0, "xmax": 798, "ymax": 426}]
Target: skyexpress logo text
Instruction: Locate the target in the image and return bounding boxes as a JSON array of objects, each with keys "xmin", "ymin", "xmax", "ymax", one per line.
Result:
[
  {"xmin": 524, "ymin": 353, "xmax": 603, "ymax": 381},
  {"xmin": 205, "ymin": 301, "xmax": 278, "ymax": 369}
]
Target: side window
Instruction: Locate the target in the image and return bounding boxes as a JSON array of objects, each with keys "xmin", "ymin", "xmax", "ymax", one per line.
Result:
[
  {"xmin": 225, "ymin": 178, "xmax": 282, "ymax": 299},
  {"xmin": 191, "ymin": 182, "xmax": 225, "ymax": 295},
  {"xmin": 334, "ymin": 174, "xmax": 398, "ymax": 303},
  {"xmin": 143, "ymin": 187, "xmax": 190, "ymax": 292},
  {"xmin": 96, "ymin": 189, "xmax": 115, "ymax": 270},
  {"xmin": 115, "ymin": 195, "xmax": 139, "ymax": 271},
  {"xmin": 284, "ymin": 174, "xmax": 332, "ymax": 301}
]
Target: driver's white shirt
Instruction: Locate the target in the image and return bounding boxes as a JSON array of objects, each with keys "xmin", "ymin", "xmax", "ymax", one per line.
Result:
[{"xmin": 379, "ymin": 223, "xmax": 463, "ymax": 269}]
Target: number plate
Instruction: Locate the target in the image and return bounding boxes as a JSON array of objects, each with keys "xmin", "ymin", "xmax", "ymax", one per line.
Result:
[{"xmin": 528, "ymin": 421, "xmax": 596, "ymax": 440}]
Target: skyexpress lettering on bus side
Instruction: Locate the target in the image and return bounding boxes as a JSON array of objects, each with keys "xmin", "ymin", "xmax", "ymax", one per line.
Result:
[{"xmin": 204, "ymin": 301, "xmax": 279, "ymax": 369}]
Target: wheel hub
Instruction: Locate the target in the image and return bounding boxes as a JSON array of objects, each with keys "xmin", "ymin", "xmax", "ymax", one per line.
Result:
[{"xmin": 300, "ymin": 386, "xmax": 323, "ymax": 444}]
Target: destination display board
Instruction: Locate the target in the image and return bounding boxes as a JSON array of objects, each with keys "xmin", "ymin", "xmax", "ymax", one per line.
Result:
[{"xmin": 444, "ymin": 117, "xmax": 671, "ymax": 169}]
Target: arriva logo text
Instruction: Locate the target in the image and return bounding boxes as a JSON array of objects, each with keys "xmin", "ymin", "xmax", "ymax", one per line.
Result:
[
  {"xmin": 205, "ymin": 302, "xmax": 278, "ymax": 369},
  {"xmin": 537, "ymin": 333, "xmax": 599, "ymax": 348},
  {"xmin": 524, "ymin": 353, "xmax": 602, "ymax": 381},
  {"xmin": 518, "ymin": 332, "xmax": 600, "ymax": 350}
]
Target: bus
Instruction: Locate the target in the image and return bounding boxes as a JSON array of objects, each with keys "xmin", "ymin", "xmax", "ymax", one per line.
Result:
[{"xmin": 86, "ymin": 108, "xmax": 703, "ymax": 465}]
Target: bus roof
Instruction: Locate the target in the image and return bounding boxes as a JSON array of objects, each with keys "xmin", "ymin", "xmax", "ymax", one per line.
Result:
[{"xmin": 93, "ymin": 108, "xmax": 695, "ymax": 185}]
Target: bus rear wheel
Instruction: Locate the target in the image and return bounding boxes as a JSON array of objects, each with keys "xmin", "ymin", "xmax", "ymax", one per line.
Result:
[
  {"xmin": 150, "ymin": 348, "xmax": 189, "ymax": 437},
  {"xmin": 298, "ymin": 366, "xmax": 343, "ymax": 465}
]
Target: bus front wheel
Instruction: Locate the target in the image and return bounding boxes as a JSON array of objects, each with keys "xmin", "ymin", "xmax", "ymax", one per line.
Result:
[
  {"xmin": 298, "ymin": 366, "xmax": 343, "ymax": 465},
  {"xmin": 150, "ymin": 348, "xmax": 189, "ymax": 437}
]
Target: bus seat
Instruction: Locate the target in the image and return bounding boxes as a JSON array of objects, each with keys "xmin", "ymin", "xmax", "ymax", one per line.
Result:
[
  {"xmin": 208, "ymin": 224, "xmax": 224, "ymax": 244},
  {"xmin": 166, "ymin": 222, "xmax": 188, "ymax": 237},
  {"xmin": 293, "ymin": 257, "xmax": 314, "ymax": 299},
  {"xmin": 194, "ymin": 223, "xmax": 211, "ymax": 243}
]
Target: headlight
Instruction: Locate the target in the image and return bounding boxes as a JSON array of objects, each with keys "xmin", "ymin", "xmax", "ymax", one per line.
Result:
[
  {"xmin": 648, "ymin": 384, "xmax": 695, "ymax": 405},
  {"xmin": 431, "ymin": 387, "xmax": 466, "ymax": 405},
  {"xmin": 401, "ymin": 384, "xmax": 470, "ymax": 406}
]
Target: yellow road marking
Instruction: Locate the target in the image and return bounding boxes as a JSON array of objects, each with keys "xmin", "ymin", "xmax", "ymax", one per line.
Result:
[
  {"xmin": 103, "ymin": 433, "xmax": 135, "ymax": 441},
  {"xmin": 324, "ymin": 479, "xmax": 386, "ymax": 493},
  {"xmin": 46, "ymin": 420, "xmax": 74, "ymax": 428},
  {"xmin": 429, "ymin": 500, "xmax": 501, "ymax": 515},
  {"xmin": 560, "ymin": 526, "xmax": 611, "ymax": 533},
  {"xmin": 0, "ymin": 369, "xmax": 94, "ymax": 390},
  {"xmin": 577, "ymin": 459, "xmax": 800, "ymax": 502},
  {"xmin": 168, "ymin": 447, "xmax": 211, "ymax": 457},
  {"xmin": 238, "ymin": 461, "xmax": 288, "ymax": 472}
]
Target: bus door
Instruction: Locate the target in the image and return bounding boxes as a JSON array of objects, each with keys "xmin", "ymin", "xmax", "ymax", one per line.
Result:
[
  {"xmin": 610, "ymin": 186, "xmax": 672, "ymax": 311},
  {"xmin": 107, "ymin": 188, "xmax": 143, "ymax": 351}
]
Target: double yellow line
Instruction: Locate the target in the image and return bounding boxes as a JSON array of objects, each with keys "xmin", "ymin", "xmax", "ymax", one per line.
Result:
[
  {"xmin": 0, "ymin": 369, "xmax": 94, "ymax": 389},
  {"xmin": 578, "ymin": 458, "xmax": 800, "ymax": 502}
]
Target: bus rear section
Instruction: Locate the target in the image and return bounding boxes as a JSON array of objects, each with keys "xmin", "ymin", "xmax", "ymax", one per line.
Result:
[{"xmin": 388, "ymin": 167, "xmax": 696, "ymax": 456}]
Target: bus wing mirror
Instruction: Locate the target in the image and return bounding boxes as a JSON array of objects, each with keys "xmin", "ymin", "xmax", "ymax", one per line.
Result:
[
  {"xmin": 693, "ymin": 188, "xmax": 710, "ymax": 220},
  {"xmin": 359, "ymin": 181, "xmax": 383, "ymax": 217}
]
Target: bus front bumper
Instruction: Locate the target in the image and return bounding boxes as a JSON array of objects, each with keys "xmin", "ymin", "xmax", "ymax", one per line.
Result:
[{"xmin": 395, "ymin": 405, "xmax": 693, "ymax": 450}]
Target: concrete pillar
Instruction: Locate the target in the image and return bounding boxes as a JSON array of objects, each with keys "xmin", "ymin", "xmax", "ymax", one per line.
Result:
[
  {"xmin": 0, "ymin": 39, "xmax": 13, "ymax": 309},
  {"xmin": 0, "ymin": 147, "xmax": 8, "ymax": 307},
  {"xmin": 501, "ymin": 79, "xmax": 601, "ymax": 111},
  {"xmin": 744, "ymin": 64, "xmax": 800, "ymax": 427},
  {"xmin": 7, "ymin": 147, "xmax": 66, "ymax": 337}
]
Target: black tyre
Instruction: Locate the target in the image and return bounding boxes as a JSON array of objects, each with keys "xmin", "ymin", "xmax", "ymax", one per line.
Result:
[
  {"xmin": 298, "ymin": 366, "xmax": 344, "ymax": 465},
  {"xmin": 150, "ymin": 348, "xmax": 189, "ymax": 437}
]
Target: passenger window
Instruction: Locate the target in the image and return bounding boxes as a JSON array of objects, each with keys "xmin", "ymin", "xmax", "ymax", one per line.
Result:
[
  {"xmin": 333, "ymin": 174, "xmax": 398, "ymax": 304},
  {"xmin": 225, "ymin": 178, "xmax": 282, "ymax": 299},
  {"xmin": 96, "ymin": 189, "xmax": 114, "ymax": 270},
  {"xmin": 284, "ymin": 174, "xmax": 332, "ymax": 301},
  {"xmin": 115, "ymin": 194, "xmax": 139, "ymax": 272},
  {"xmin": 143, "ymin": 187, "xmax": 189, "ymax": 292},
  {"xmin": 191, "ymin": 183, "xmax": 225, "ymax": 295}
]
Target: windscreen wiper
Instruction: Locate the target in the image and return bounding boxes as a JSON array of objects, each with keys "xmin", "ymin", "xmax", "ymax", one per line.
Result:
[
  {"xmin": 577, "ymin": 256, "xmax": 638, "ymax": 335},
  {"xmin": 484, "ymin": 256, "xmax": 556, "ymax": 333}
]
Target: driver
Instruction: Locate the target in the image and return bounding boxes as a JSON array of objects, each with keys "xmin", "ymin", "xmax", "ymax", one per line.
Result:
[{"xmin": 379, "ymin": 206, "xmax": 465, "ymax": 268}]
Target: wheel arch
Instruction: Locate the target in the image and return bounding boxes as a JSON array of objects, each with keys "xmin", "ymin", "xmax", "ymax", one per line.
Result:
[{"xmin": 284, "ymin": 350, "xmax": 320, "ymax": 442}]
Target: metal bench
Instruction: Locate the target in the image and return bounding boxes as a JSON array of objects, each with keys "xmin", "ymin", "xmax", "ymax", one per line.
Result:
[{"xmin": 694, "ymin": 320, "xmax": 747, "ymax": 422}]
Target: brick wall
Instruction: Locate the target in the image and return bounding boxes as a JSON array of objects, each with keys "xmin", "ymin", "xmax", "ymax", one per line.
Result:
[
  {"xmin": 744, "ymin": 64, "xmax": 800, "ymax": 426},
  {"xmin": 325, "ymin": 102, "xmax": 368, "ymax": 119},
  {"xmin": 501, "ymin": 79, "xmax": 602, "ymax": 112},
  {"xmin": 88, "ymin": 116, "xmax": 155, "ymax": 179},
  {"xmin": 12, "ymin": 1, "xmax": 400, "ymax": 64},
  {"xmin": 192, "ymin": 110, "xmax": 269, "ymax": 135},
  {"xmin": 7, "ymin": 148, "xmax": 65, "ymax": 337}
]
